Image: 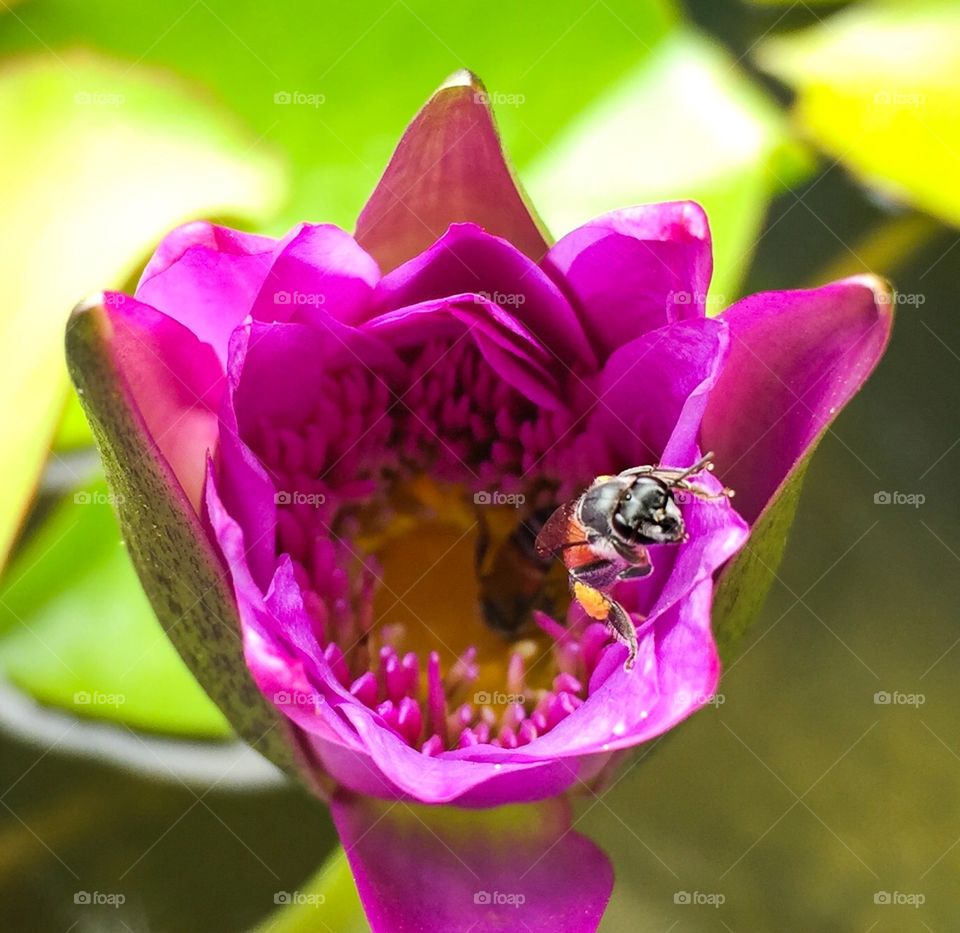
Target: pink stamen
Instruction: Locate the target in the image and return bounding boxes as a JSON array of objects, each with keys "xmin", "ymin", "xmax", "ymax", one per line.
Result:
[
  {"xmin": 349, "ymin": 671, "xmax": 378, "ymax": 708},
  {"xmin": 252, "ymin": 332, "xmax": 622, "ymax": 756}
]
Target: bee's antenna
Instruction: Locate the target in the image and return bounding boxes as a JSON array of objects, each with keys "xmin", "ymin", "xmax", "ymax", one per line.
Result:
[
  {"xmin": 673, "ymin": 451, "xmax": 714, "ymax": 484},
  {"xmin": 669, "ymin": 452, "xmax": 736, "ymax": 501}
]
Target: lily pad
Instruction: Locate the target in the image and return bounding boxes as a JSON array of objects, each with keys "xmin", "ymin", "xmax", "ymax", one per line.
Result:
[
  {"xmin": 757, "ymin": 0, "xmax": 960, "ymax": 227},
  {"xmin": 0, "ymin": 53, "xmax": 283, "ymax": 572},
  {"xmin": 0, "ymin": 0, "xmax": 679, "ymax": 233},
  {"xmin": 525, "ymin": 29, "xmax": 812, "ymax": 303},
  {"xmin": 0, "ymin": 481, "xmax": 232, "ymax": 736}
]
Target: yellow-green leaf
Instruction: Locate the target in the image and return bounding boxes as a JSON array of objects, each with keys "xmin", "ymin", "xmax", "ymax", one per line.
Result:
[
  {"xmin": 0, "ymin": 481, "xmax": 232, "ymax": 736},
  {"xmin": 757, "ymin": 0, "xmax": 960, "ymax": 227},
  {"xmin": 525, "ymin": 30, "xmax": 811, "ymax": 304},
  {"xmin": 0, "ymin": 53, "xmax": 283, "ymax": 570}
]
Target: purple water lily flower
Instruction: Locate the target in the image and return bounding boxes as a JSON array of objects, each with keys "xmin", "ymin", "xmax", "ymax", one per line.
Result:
[{"xmin": 66, "ymin": 72, "xmax": 892, "ymax": 932}]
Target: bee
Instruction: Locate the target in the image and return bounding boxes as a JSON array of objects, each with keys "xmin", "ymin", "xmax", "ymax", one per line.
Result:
[
  {"xmin": 475, "ymin": 505, "xmax": 568, "ymax": 637},
  {"xmin": 535, "ymin": 452, "xmax": 733, "ymax": 671}
]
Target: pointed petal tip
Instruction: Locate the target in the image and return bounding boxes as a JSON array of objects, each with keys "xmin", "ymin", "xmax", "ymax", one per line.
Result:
[
  {"xmin": 844, "ymin": 272, "xmax": 896, "ymax": 317},
  {"xmin": 355, "ymin": 71, "xmax": 549, "ymax": 271},
  {"xmin": 438, "ymin": 68, "xmax": 484, "ymax": 93},
  {"xmin": 67, "ymin": 292, "xmax": 109, "ymax": 333},
  {"xmin": 71, "ymin": 291, "xmax": 106, "ymax": 316}
]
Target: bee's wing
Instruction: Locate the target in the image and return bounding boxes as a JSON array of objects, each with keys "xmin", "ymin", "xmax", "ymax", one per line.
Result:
[{"xmin": 534, "ymin": 499, "xmax": 583, "ymax": 559}]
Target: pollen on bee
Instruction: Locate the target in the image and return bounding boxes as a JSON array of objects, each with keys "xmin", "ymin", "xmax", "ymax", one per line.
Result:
[{"xmin": 573, "ymin": 581, "xmax": 611, "ymax": 621}]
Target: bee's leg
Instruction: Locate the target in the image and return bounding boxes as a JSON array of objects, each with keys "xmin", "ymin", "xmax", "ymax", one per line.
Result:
[
  {"xmin": 618, "ymin": 563, "xmax": 653, "ymax": 580},
  {"xmin": 603, "ymin": 598, "xmax": 638, "ymax": 670},
  {"xmin": 571, "ymin": 581, "xmax": 638, "ymax": 671}
]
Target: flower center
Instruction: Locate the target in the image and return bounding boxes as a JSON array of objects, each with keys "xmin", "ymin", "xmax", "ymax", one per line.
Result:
[
  {"xmin": 273, "ymin": 470, "xmax": 616, "ymax": 754},
  {"xmin": 253, "ymin": 332, "xmax": 615, "ymax": 752}
]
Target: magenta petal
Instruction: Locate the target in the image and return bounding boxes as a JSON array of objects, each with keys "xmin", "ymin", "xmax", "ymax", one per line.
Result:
[
  {"xmin": 247, "ymin": 223, "xmax": 380, "ymax": 326},
  {"xmin": 704, "ymin": 276, "xmax": 894, "ymax": 523},
  {"xmin": 136, "ymin": 221, "xmax": 278, "ymax": 367},
  {"xmin": 544, "ymin": 201, "xmax": 713, "ymax": 361},
  {"xmin": 591, "ymin": 317, "xmax": 729, "ymax": 470},
  {"xmin": 95, "ymin": 292, "xmax": 223, "ymax": 512},
  {"xmin": 355, "ymin": 70, "xmax": 549, "ymax": 272},
  {"xmin": 374, "ymin": 223, "xmax": 596, "ymax": 368},
  {"xmin": 66, "ymin": 298, "xmax": 304, "ymax": 781},
  {"xmin": 332, "ymin": 793, "xmax": 613, "ymax": 933},
  {"xmin": 364, "ymin": 295, "xmax": 565, "ymax": 409},
  {"xmin": 558, "ymin": 580, "xmax": 719, "ymax": 751},
  {"xmin": 217, "ymin": 316, "xmax": 401, "ymax": 584}
]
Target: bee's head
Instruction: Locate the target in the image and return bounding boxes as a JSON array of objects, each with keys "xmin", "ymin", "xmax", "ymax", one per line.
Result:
[{"xmin": 613, "ymin": 477, "xmax": 686, "ymax": 545}]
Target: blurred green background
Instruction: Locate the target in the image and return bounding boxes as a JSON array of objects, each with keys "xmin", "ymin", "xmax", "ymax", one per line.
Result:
[{"xmin": 0, "ymin": 0, "xmax": 958, "ymax": 929}]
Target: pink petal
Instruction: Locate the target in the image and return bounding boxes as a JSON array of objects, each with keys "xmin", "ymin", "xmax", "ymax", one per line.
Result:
[
  {"xmin": 332, "ymin": 793, "xmax": 613, "ymax": 933},
  {"xmin": 373, "ymin": 222, "xmax": 596, "ymax": 367},
  {"xmin": 65, "ymin": 296, "xmax": 303, "ymax": 780},
  {"xmin": 544, "ymin": 201, "xmax": 713, "ymax": 361},
  {"xmin": 590, "ymin": 317, "xmax": 729, "ymax": 470},
  {"xmin": 704, "ymin": 275, "xmax": 894, "ymax": 523},
  {"xmin": 247, "ymin": 223, "xmax": 380, "ymax": 326},
  {"xmin": 355, "ymin": 70, "xmax": 549, "ymax": 272},
  {"xmin": 82, "ymin": 292, "xmax": 223, "ymax": 512},
  {"xmin": 136, "ymin": 221, "xmax": 278, "ymax": 367}
]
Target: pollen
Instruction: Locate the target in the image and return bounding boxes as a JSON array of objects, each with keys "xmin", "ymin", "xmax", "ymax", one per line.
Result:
[{"xmin": 573, "ymin": 581, "xmax": 612, "ymax": 621}]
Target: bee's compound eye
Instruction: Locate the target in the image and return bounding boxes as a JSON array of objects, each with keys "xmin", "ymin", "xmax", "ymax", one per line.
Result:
[{"xmin": 642, "ymin": 486, "xmax": 667, "ymax": 510}]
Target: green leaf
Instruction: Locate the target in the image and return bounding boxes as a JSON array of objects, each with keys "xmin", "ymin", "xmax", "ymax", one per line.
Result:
[
  {"xmin": 64, "ymin": 300, "xmax": 302, "ymax": 778},
  {"xmin": 52, "ymin": 391, "xmax": 95, "ymax": 453},
  {"xmin": 525, "ymin": 30, "xmax": 812, "ymax": 303},
  {"xmin": 0, "ymin": 0, "xmax": 678, "ymax": 233},
  {"xmin": 713, "ymin": 457, "xmax": 810, "ymax": 663},
  {"xmin": 0, "ymin": 480, "xmax": 232, "ymax": 736},
  {"xmin": 757, "ymin": 0, "xmax": 960, "ymax": 227},
  {"xmin": 0, "ymin": 53, "xmax": 283, "ymax": 571},
  {"xmin": 746, "ymin": 0, "xmax": 844, "ymax": 5}
]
